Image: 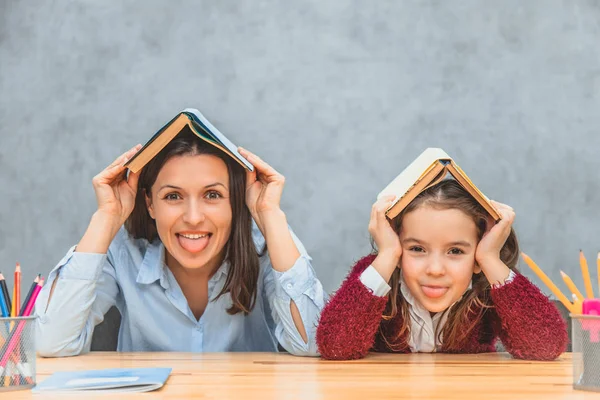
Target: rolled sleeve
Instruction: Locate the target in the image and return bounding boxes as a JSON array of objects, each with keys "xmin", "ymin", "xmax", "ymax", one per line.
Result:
[
  {"xmin": 359, "ymin": 265, "xmax": 392, "ymax": 297},
  {"xmin": 272, "ymin": 255, "xmax": 317, "ymax": 301},
  {"xmin": 58, "ymin": 251, "xmax": 108, "ymax": 281},
  {"xmin": 35, "ymin": 242, "xmax": 119, "ymax": 358},
  {"xmin": 266, "ymin": 255, "xmax": 325, "ymax": 356},
  {"xmin": 491, "ymin": 269, "xmax": 517, "ymax": 289}
]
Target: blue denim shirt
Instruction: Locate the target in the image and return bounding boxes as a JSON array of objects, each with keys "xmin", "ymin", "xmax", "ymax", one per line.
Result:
[{"xmin": 35, "ymin": 223, "xmax": 325, "ymax": 356}]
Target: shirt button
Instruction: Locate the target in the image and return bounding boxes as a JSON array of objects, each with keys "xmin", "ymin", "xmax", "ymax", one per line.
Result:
[{"xmin": 286, "ymin": 283, "xmax": 293, "ymax": 290}]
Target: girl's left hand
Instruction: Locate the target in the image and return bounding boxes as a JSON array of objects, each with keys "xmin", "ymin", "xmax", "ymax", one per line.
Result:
[
  {"xmin": 238, "ymin": 147, "xmax": 286, "ymax": 233},
  {"xmin": 475, "ymin": 200, "xmax": 516, "ymax": 266}
]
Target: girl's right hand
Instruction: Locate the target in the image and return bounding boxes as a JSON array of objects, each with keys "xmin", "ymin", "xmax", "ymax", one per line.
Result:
[
  {"xmin": 91, "ymin": 144, "xmax": 143, "ymax": 227},
  {"xmin": 368, "ymin": 196, "xmax": 402, "ymax": 282}
]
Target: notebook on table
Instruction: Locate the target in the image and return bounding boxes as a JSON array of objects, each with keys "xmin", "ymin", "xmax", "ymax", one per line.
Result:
[{"xmin": 32, "ymin": 367, "xmax": 172, "ymax": 393}]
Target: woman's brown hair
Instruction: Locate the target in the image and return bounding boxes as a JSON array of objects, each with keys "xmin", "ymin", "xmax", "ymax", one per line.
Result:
[
  {"xmin": 377, "ymin": 179, "xmax": 519, "ymax": 351},
  {"xmin": 125, "ymin": 127, "xmax": 259, "ymax": 315}
]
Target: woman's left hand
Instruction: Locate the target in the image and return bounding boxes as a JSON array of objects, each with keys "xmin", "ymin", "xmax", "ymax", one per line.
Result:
[{"xmin": 238, "ymin": 147, "xmax": 286, "ymax": 233}]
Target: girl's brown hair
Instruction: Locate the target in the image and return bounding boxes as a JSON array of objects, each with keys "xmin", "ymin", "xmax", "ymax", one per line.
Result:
[
  {"xmin": 377, "ymin": 179, "xmax": 519, "ymax": 351},
  {"xmin": 125, "ymin": 127, "xmax": 259, "ymax": 315}
]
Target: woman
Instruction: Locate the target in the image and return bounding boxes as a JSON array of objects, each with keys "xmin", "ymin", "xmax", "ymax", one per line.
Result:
[{"xmin": 36, "ymin": 127, "xmax": 325, "ymax": 356}]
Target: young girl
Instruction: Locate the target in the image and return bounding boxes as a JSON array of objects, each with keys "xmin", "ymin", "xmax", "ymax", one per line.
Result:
[
  {"xmin": 316, "ymin": 179, "xmax": 567, "ymax": 360},
  {"xmin": 35, "ymin": 127, "xmax": 325, "ymax": 356}
]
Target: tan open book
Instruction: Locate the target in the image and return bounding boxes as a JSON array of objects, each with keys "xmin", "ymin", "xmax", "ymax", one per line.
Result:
[
  {"xmin": 377, "ymin": 148, "xmax": 500, "ymax": 220},
  {"xmin": 125, "ymin": 108, "xmax": 253, "ymax": 174}
]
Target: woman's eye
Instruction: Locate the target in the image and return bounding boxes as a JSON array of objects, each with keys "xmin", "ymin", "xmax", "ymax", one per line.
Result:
[
  {"xmin": 205, "ymin": 191, "xmax": 222, "ymax": 200},
  {"xmin": 164, "ymin": 193, "xmax": 181, "ymax": 201},
  {"xmin": 449, "ymin": 248, "xmax": 464, "ymax": 255},
  {"xmin": 409, "ymin": 246, "xmax": 425, "ymax": 253}
]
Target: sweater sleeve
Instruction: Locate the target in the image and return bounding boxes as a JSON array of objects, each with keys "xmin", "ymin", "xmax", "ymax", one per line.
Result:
[
  {"xmin": 491, "ymin": 273, "xmax": 568, "ymax": 360},
  {"xmin": 316, "ymin": 254, "xmax": 389, "ymax": 360}
]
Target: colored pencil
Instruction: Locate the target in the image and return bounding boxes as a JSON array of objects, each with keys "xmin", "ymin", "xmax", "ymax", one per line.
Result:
[
  {"xmin": 560, "ymin": 270, "xmax": 585, "ymax": 305},
  {"xmin": 19, "ymin": 275, "xmax": 39, "ymax": 315},
  {"xmin": 521, "ymin": 253, "xmax": 575, "ymax": 313},
  {"xmin": 0, "ymin": 274, "xmax": 10, "ymax": 314},
  {"xmin": 0, "ymin": 279, "xmax": 43, "ymax": 372},
  {"xmin": 13, "ymin": 264, "xmax": 20, "ymax": 318},
  {"xmin": 580, "ymin": 250, "xmax": 594, "ymax": 299}
]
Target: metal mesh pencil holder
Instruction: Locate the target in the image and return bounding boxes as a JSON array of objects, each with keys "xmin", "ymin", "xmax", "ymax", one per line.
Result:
[{"xmin": 0, "ymin": 316, "xmax": 37, "ymax": 391}]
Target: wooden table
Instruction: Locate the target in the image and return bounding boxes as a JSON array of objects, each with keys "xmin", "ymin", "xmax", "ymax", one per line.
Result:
[{"xmin": 6, "ymin": 352, "xmax": 600, "ymax": 399}]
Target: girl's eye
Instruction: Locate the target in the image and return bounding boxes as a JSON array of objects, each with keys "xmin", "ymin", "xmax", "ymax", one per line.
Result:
[
  {"xmin": 448, "ymin": 248, "xmax": 464, "ymax": 255},
  {"xmin": 409, "ymin": 246, "xmax": 425, "ymax": 253},
  {"xmin": 164, "ymin": 193, "xmax": 181, "ymax": 201},
  {"xmin": 205, "ymin": 191, "xmax": 222, "ymax": 200}
]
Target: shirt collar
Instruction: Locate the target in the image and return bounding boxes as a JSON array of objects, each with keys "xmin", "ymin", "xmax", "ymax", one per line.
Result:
[
  {"xmin": 211, "ymin": 258, "xmax": 230, "ymax": 281},
  {"xmin": 136, "ymin": 239, "xmax": 168, "ymax": 287}
]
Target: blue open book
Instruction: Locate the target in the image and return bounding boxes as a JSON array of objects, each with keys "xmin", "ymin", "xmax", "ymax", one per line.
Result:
[{"xmin": 32, "ymin": 367, "xmax": 172, "ymax": 393}]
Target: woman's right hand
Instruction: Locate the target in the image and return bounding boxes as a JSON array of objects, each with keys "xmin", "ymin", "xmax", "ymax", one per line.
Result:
[
  {"xmin": 91, "ymin": 144, "xmax": 143, "ymax": 226},
  {"xmin": 368, "ymin": 195, "xmax": 402, "ymax": 282},
  {"xmin": 76, "ymin": 144, "xmax": 143, "ymax": 255}
]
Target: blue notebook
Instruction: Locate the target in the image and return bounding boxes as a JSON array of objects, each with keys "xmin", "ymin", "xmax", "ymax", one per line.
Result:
[{"xmin": 32, "ymin": 367, "xmax": 172, "ymax": 393}]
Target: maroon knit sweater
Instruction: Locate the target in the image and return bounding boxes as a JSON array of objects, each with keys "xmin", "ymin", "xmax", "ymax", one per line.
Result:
[{"xmin": 317, "ymin": 254, "xmax": 568, "ymax": 361}]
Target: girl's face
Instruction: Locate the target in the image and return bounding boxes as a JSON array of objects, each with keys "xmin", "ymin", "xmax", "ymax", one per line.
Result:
[
  {"xmin": 399, "ymin": 206, "xmax": 481, "ymax": 313},
  {"xmin": 146, "ymin": 154, "xmax": 233, "ymax": 273}
]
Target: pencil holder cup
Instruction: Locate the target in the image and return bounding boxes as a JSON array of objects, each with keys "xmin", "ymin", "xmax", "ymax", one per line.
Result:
[
  {"xmin": 0, "ymin": 316, "xmax": 37, "ymax": 391},
  {"xmin": 572, "ymin": 315, "xmax": 600, "ymax": 391}
]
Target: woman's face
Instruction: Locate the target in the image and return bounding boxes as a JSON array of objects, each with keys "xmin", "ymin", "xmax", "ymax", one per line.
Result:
[{"xmin": 146, "ymin": 154, "xmax": 232, "ymax": 273}]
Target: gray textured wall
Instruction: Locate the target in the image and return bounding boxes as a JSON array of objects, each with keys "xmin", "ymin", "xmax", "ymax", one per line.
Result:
[{"xmin": 1, "ymin": 1, "xmax": 600, "ymax": 302}]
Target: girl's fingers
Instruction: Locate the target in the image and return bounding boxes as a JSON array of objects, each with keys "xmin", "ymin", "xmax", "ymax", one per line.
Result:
[
  {"xmin": 376, "ymin": 195, "xmax": 396, "ymax": 214},
  {"xmin": 489, "ymin": 200, "xmax": 515, "ymax": 229},
  {"xmin": 491, "ymin": 200, "xmax": 513, "ymax": 212},
  {"xmin": 501, "ymin": 208, "xmax": 516, "ymax": 226},
  {"xmin": 492, "ymin": 201, "xmax": 515, "ymax": 223},
  {"xmin": 371, "ymin": 196, "xmax": 395, "ymax": 224},
  {"xmin": 486, "ymin": 209, "xmax": 514, "ymax": 241}
]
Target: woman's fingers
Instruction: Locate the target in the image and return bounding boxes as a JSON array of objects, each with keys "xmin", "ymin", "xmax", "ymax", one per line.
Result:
[
  {"xmin": 238, "ymin": 147, "xmax": 282, "ymax": 182},
  {"xmin": 96, "ymin": 144, "xmax": 143, "ymax": 185},
  {"xmin": 108, "ymin": 144, "xmax": 142, "ymax": 169},
  {"xmin": 125, "ymin": 170, "xmax": 140, "ymax": 193}
]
